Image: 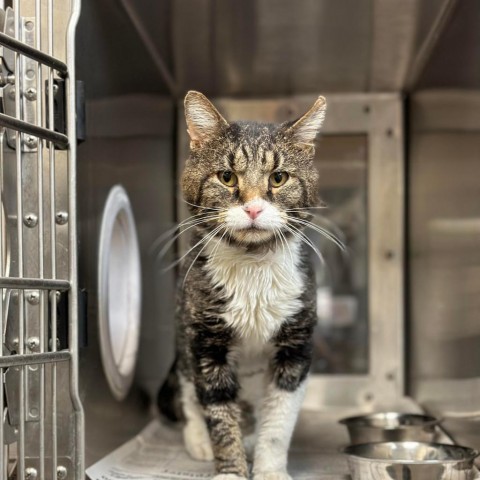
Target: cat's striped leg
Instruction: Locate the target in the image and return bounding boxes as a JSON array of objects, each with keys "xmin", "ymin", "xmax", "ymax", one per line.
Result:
[
  {"xmin": 203, "ymin": 402, "xmax": 248, "ymax": 480},
  {"xmin": 190, "ymin": 319, "xmax": 248, "ymax": 479}
]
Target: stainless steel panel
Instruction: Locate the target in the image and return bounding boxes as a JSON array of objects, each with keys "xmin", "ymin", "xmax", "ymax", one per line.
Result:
[
  {"xmin": 415, "ymin": 0, "xmax": 480, "ymax": 89},
  {"xmin": 77, "ymin": 95, "xmax": 176, "ymax": 466},
  {"xmin": 173, "ymin": 0, "xmax": 373, "ymax": 95},
  {"xmin": 76, "ymin": 0, "xmax": 172, "ymax": 99},
  {"xmin": 409, "ymin": 90, "xmax": 480, "ymax": 454},
  {"xmin": 72, "ymin": 0, "xmax": 480, "ymax": 98}
]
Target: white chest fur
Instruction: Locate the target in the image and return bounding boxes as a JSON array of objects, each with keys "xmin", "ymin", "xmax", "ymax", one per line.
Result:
[{"xmin": 205, "ymin": 239, "xmax": 304, "ymax": 347}]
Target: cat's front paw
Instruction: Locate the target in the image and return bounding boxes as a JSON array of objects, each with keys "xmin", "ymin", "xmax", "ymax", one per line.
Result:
[
  {"xmin": 212, "ymin": 475, "xmax": 248, "ymax": 480},
  {"xmin": 183, "ymin": 422, "xmax": 214, "ymax": 461},
  {"xmin": 253, "ymin": 473, "xmax": 292, "ymax": 480}
]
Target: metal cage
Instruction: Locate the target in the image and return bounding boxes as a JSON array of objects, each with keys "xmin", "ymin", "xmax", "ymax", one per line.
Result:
[{"xmin": 0, "ymin": 0, "xmax": 83, "ymax": 479}]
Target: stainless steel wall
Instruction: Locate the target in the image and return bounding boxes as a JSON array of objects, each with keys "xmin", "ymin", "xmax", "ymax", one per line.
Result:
[
  {"xmin": 76, "ymin": 0, "xmax": 480, "ymax": 98},
  {"xmin": 77, "ymin": 95, "xmax": 177, "ymax": 465},
  {"xmin": 72, "ymin": 0, "xmax": 480, "ymax": 457},
  {"xmin": 408, "ymin": 91, "xmax": 480, "ymax": 451}
]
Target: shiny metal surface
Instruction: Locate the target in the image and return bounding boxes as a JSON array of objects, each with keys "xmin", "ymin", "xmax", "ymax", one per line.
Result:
[
  {"xmin": 344, "ymin": 442, "xmax": 479, "ymax": 480},
  {"xmin": 0, "ymin": 0, "xmax": 83, "ymax": 478},
  {"xmin": 409, "ymin": 90, "xmax": 480, "ymax": 456},
  {"xmin": 340, "ymin": 412, "xmax": 439, "ymax": 445},
  {"xmin": 77, "ymin": 95, "xmax": 176, "ymax": 466},
  {"xmin": 0, "ymin": 112, "xmax": 69, "ymax": 147},
  {"xmin": 75, "ymin": 0, "xmax": 480, "ymax": 98},
  {"xmin": 0, "ymin": 30, "xmax": 67, "ymax": 74}
]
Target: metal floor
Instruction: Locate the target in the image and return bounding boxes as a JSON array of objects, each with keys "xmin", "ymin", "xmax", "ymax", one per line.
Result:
[{"xmin": 86, "ymin": 397, "xmax": 467, "ymax": 479}]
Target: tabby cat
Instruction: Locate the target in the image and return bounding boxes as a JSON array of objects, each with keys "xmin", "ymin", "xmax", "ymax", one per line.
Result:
[{"xmin": 159, "ymin": 91, "xmax": 327, "ymax": 480}]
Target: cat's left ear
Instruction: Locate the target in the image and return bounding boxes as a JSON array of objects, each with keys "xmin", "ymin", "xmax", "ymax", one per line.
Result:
[
  {"xmin": 285, "ymin": 96, "xmax": 327, "ymax": 149},
  {"xmin": 184, "ymin": 91, "xmax": 229, "ymax": 149}
]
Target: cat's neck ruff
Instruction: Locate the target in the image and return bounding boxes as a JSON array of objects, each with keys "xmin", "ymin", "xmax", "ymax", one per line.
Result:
[{"xmin": 204, "ymin": 236, "xmax": 305, "ymax": 346}]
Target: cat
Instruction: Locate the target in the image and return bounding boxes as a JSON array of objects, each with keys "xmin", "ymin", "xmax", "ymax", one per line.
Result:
[{"xmin": 158, "ymin": 91, "xmax": 327, "ymax": 480}]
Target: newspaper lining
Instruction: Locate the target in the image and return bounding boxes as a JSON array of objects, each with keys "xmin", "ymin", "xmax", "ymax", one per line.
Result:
[{"xmin": 86, "ymin": 420, "xmax": 216, "ymax": 480}]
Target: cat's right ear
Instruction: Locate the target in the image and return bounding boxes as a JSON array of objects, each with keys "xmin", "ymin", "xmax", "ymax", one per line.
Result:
[{"xmin": 184, "ymin": 91, "xmax": 228, "ymax": 149}]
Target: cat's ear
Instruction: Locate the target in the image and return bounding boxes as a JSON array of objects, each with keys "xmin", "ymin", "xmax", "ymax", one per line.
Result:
[
  {"xmin": 184, "ymin": 91, "xmax": 228, "ymax": 148},
  {"xmin": 286, "ymin": 96, "xmax": 327, "ymax": 149}
]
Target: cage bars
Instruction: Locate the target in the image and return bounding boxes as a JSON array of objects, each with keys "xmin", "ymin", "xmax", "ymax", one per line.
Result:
[{"xmin": 0, "ymin": 0, "xmax": 83, "ymax": 478}]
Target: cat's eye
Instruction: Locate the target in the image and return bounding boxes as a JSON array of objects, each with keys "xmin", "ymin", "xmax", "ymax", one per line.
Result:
[
  {"xmin": 269, "ymin": 171, "xmax": 289, "ymax": 188},
  {"xmin": 218, "ymin": 171, "xmax": 238, "ymax": 187}
]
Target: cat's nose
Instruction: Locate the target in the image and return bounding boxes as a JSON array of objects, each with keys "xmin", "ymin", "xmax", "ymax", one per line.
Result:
[{"xmin": 244, "ymin": 205, "xmax": 263, "ymax": 220}]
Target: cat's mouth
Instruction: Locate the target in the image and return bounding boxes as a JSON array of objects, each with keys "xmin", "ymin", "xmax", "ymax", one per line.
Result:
[{"xmin": 230, "ymin": 225, "xmax": 276, "ymax": 244}]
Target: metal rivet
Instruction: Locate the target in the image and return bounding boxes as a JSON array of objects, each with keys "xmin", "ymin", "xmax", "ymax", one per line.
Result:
[
  {"xmin": 24, "ymin": 20, "xmax": 34, "ymax": 32},
  {"xmin": 27, "ymin": 290, "xmax": 40, "ymax": 305},
  {"xmin": 27, "ymin": 337, "xmax": 40, "ymax": 351},
  {"xmin": 25, "ymin": 136, "xmax": 37, "ymax": 148},
  {"xmin": 385, "ymin": 250, "xmax": 395, "ymax": 260},
  {"xmin": 53, "ymin": 83, "xmax": 59, "ymax": 93},
  {"xmin": 57, "ymin": 466, "xmax": 67, "ymax": 479},
  {"xmin": 26, "ymin": 467, "xmax": 38, "ymax": 479},
  {"xmin": 7, "ymin": 73, "xmax": 15, "ymax": 84},
  {"xmin": 386, "ymin": 371, "xmax": 395, "ymax": 381},
  {"xmin": 56, "ymin": 211, "xmax": 69, "ymax": 225},
  {"xmin": 364, "ymin": 392, "xmax": 374, "ymax": 402},
  {"xmin": 8, "ymin": 88, "xmax": 16, "ymax": 100},
  {"xmin": 25, "ymin": 87, "xmax": 37, "ymax": 101},
  {"xmin": 12, "ymin": 338, "xmax": 19, "ymax": 347},
  {"xmin": 23, "ymin": 213, "xmax": 38, "ymax": 228}
]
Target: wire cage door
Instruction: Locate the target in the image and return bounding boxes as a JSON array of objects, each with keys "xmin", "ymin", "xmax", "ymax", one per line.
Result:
[{"xmin": 0, "ymin": 0, "xmax": 83, "ymax": 479}]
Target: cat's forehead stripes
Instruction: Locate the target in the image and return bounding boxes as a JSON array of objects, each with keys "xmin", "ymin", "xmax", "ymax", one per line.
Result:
[{"xmin": 229, "ymin": 141, "xmax": 282, "ymax": 174}]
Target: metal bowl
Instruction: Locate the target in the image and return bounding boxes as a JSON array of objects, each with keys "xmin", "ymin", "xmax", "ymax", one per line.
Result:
[
  {"xmin": 340, "ymin": 412, "xmax": 440, "ymax": 445},
  {"xmin": 344, "ymin": 442, "xmax": 479, "ymax": 480}
]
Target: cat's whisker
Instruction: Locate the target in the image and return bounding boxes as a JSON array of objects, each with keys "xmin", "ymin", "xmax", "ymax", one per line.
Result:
[
  {"xmin": 289, "ymin": 217, "xmax": 347, "ymax": 252},
  {"xmin": 162, "ymin": 224, "xmax": 223, "ymax": 272},
  {"xmin": 277, "ymin": 227, "xmax": 294, "ymax": 268},
  {"xmin": 283, "ymin": 224, "xmax": 325, "ymax": 266},
  {"xmin": 272, "ymin": 229, "xmax": 279, "ymax": 253},
  {"xmin": 285, "ymin": 204, "xmax": 328, "ymax": 212},
  {"xmin": 177, "ymin": 211, "xmax": 221, "ymax": 226},
  {"xmin": 150, "ymin": 214, "xmax": 223, "ymax": 255},
  {"xmin": 274, "ymin": 226, "xmax": 285, "ymax": 256},
  {"xmin": 211, "ymin": 227, "xmax": 229, "ymax": 259},
  {"xmin": 182, "ymin": 225, "xmax": 225, "ymax": 286},
  {"xmin": 182, "ymin": 199, "xmax": 222, "ymax": 212},
  {"xmin": 155, "ymin": 215, "xmax": 223, "ymax": 261}
]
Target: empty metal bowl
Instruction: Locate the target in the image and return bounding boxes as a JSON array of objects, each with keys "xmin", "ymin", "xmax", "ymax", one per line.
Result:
[
  {"xmin": 340, "ymin": 412, "xmax": 440, "ymax": 445},
  {"xmin": 344, "ymin": 442, "xmax": 479, "ymax": 480}
]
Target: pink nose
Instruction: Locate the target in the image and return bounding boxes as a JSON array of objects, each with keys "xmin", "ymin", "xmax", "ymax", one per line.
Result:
[{"xmin": 244, "ymin": 205, "xmax": 263, "ymax": 220}]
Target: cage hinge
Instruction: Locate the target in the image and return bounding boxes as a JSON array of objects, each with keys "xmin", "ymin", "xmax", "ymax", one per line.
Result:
[
  {"xmin": 46, "ymin": 78, "xmax": 85, "ymax": 148},
  {"xmin": 0, "ymin": 8, "xmax": 39, "ymax": 152}
]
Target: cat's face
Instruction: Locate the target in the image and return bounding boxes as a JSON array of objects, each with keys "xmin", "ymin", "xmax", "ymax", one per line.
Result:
[{"xmin": 182, "ymin": 91, "xmax": 326, "ymax": 248}]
